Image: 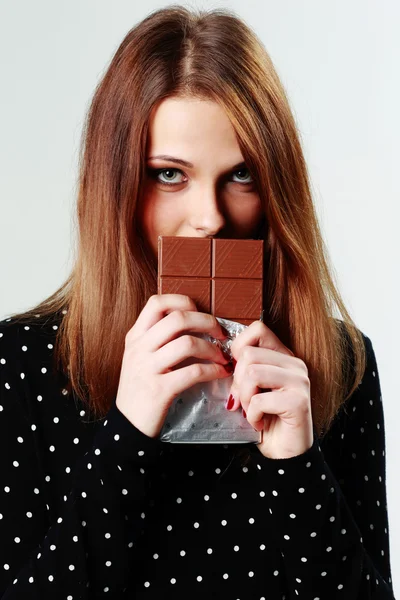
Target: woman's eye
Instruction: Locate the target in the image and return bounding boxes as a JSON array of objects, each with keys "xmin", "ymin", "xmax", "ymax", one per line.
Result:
[
  {"xmin": 148, "ymin": 168, "xmax": 186, "ymax": 186},
  {"xmin": 231, "ymin": 168, "xmax": 254, "ymax": 184}
]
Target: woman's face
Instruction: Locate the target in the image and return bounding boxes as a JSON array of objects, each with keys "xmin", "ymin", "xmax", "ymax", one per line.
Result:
[{"xmin": 139, "ymin": 97, "xmax": 264, "ymax": 257}]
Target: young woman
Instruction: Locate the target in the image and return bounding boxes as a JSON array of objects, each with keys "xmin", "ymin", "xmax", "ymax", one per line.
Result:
[{"xmin": 0, "ymin": 5, "xmax": 394, "ymax": 599}]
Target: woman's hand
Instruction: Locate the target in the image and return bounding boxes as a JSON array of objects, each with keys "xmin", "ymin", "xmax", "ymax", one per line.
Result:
[
  {"xmin": 116, "ymin": 294, "xmax": 232, "ymax": 439},
  {"xmin": 228, "ymin": 321, "xmax": 314, "ymax": 459}
]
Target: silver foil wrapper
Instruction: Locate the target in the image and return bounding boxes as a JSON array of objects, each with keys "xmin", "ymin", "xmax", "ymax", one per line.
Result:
[{"xmin": 159, "ymin": 317, "xmax": 263, "ymax": 444}]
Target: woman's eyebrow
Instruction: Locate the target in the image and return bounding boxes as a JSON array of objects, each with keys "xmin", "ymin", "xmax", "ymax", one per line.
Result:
[{"xmin": 147, "ymin": 155, "xmax": 247, "ymax": 172}]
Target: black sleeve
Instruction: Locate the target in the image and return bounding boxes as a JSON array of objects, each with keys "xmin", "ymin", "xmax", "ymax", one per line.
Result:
[
  {"xmin": 0, "ymin": 325, "xmax": 164, "ymax": 599},
  {"xmin": 252, "ymin": 334, "xmax": 395, "ymax": 599}
]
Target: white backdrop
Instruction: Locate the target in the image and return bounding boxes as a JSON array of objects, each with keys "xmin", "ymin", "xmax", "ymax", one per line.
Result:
[{"xmin": 1, "ymin": 0, "xmax": 399, "ymax": 590}]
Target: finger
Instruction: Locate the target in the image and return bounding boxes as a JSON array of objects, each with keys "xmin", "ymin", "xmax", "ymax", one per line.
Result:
[
  {"xmin": 235, "ymin": 363, "xmax": 301, "ymax": 413},
  {"xmin": 143, "ymin": 309, "xmax": 228, "ymax": 353},
  {"xmin": 228, "ymin": 346, "xmax": 301, "ymax": 411},
  {"xmin": 164, "ymin": 360, "xmax": 232, "ymax": 397},
  {"xmin": 154, "ymin": 335, "xmax": 230, "ymax": 372},
  {"xmin": 230, "ymin": 320, "xmax": 295, "ymax": 362},
  {"xmin": 131, "ymin": 294, "xmax": 198, "ymax": 339},
  {"xmin": 246, "ymin": 388, "xmax": 303, "ymax": 431}
]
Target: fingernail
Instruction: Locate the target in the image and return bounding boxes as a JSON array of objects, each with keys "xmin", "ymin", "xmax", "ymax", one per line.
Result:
[
  {"xmin": 225, "ymin": 394, "xmax": 234, "ymax": 410},
  {"xmin": 232, "ymin": 358, "xmax": 237, "ymax": 369},
  {"xmin": 220, "ymin": 325, "xmax": 230, "ymax": 338},
  {"xmin": 221, "ymin": 348, "xmax": 231, "ymax": 362},
  {"xmin": 242, "ymin": 408, "xmax": 246, "ymax": 418},
  {"xmin": 224, "ymin": 362, "xmax": 234, "ymax": 375}
]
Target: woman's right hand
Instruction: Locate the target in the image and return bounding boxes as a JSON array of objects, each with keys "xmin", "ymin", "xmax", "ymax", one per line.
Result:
[{"xmin": 115, "ymin": 294, "xmax": 232, "ymax": 439}]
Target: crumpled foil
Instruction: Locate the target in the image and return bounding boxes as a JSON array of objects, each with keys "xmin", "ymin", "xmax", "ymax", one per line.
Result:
[{"xmin": 159, "ymin": 317, "xmax": 263, "ymax": 444}]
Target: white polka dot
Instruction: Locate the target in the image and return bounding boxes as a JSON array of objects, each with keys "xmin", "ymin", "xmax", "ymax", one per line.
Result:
[
  {"xmin": 248, "ymin": 571, "xmax": 254, "ymax": 577},
  {"xmin": 180, "ymin": 550, "xmax": 186, "ymax": 556},
  {"xmin": 231, "ymin": 492, "xmax": 237, "ymax": 499},
  {"xmin": 95, "ymin": 448, "xmax": 101, "ymax": 455},
  {"xmin": 48, "ymin": 575, "xmax": 54, "ymax": 582},
  {"xmin": 26, "ymin": 512, "xmax": 32, "ymax": 518},
  {"xmin": 14, "ymin": 537, "xmax": 20, "ymax": 543},
  {"xmin": 197, "ymin": 575, "xmax": 202, "ymax": 582},
  {"xmin": 73, "ymin": 536, "xmax": 78, "ymax": 542},
  {"xmin": 144, "ymin": 582, "xmax": 150, "ymax": 587},
  {"xmin": 221, "ymin": 519, "xmax": 227, "ymax": 526},
  {"xmin": 194, "ymin": 522, "xmax": 199, "ymax": 528},
  {"xmin": 17, "ymin": 437, "xmax": 23, "ymax": 443},
  {"xmin": 13, "ymin": 461, "xmax": 19, "ymax": 467},
  {"xmin": 49, "ymin": 445, "xmax": 55, "ymax": 452},
  {"xmin": 41, "ymin": 368, "xmax": 47, "ymax": 374},
  {"xmin": 50, "ymin": 544, "xmax": 56, "ymax": 551},
  {"xmin": 170, "ymin": 578, "xmax": 176, "ymax": 584},
  {"xmin": 223, "ymin": 573, "xmax": 229, "ymax": 579},
  {"xmin": 260, "ymin": 544, "xmax": 266, "ymax": 550},
  {"xmin": 207, "ymin": 548, "xmax": 213, "ymax": 554},
  {"xmin": 31, "ymin": 424, "xmax": 36, "ymax": 431},
  {"xmin": 234, "ymin": 545, "xmax": 239, "ymax": 551},
  {"xmin": 105, "ymin": 561, "xmax": 111, "ymax": 567},
  {"xmin": 53, "ymin": 417, "xmax": 59, "ymax": 424},
  {"xmin": 114, "ymin": 434, "xmax": 120, "ymax": 441},
  {"xmin": 73, "ymin": 438, "xmax": 79, "ymax": 444}
]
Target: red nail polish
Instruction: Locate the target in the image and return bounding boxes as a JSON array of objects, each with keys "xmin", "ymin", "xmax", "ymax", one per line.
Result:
[
  {"xmin": 232, "ymin": 358, "xmax": 237, "ymax": 369},
  {"xmin": 226, "ymin": 394, "xmax": 234, "ymax": 410},
  {"xmin": 221, "ymin": 348, "xmax": 231, "ymax": 362},
  {"xmin": 242, "ymin": 408, "xmax": 247, "ymax": 419},
  {"xmin": 224, "ymin": 362, "xmax": 234, "ymax": 374},
  {"xmin": 220, "ymin": 325, "xmax": 230, "ymax": 338}
]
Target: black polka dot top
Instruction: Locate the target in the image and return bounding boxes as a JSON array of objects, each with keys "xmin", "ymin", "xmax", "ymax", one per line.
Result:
[{"xmin": 0, "ymin": 312, "xmax": 395, "ymax": 599}]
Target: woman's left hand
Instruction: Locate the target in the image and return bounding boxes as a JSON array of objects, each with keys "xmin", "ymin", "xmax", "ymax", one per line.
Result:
[{"xmin": 228, "ymin": 321, "xmax": 314, "ymax": 459}]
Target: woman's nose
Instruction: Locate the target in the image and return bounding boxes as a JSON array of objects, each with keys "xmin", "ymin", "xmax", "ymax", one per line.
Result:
[{"xmin": 189, "ymin": 188, "xmax": 226, "ymax": 236}]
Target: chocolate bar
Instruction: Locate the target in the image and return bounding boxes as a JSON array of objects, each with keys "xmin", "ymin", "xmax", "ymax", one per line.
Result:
[{"xmin": 157, "ymin": 236, "xmax": 263, "ymax": 325}]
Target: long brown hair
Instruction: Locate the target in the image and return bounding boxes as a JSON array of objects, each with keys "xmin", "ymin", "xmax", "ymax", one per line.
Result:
[{"xmin": 8, "ymin": 4, "xmax": 366, "ymax": 439}]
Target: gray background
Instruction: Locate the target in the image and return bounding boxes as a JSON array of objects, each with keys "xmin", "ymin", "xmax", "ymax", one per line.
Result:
[{"xmin": 1, "ymin": 0, "xmax": 399, "ymax": 589}]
